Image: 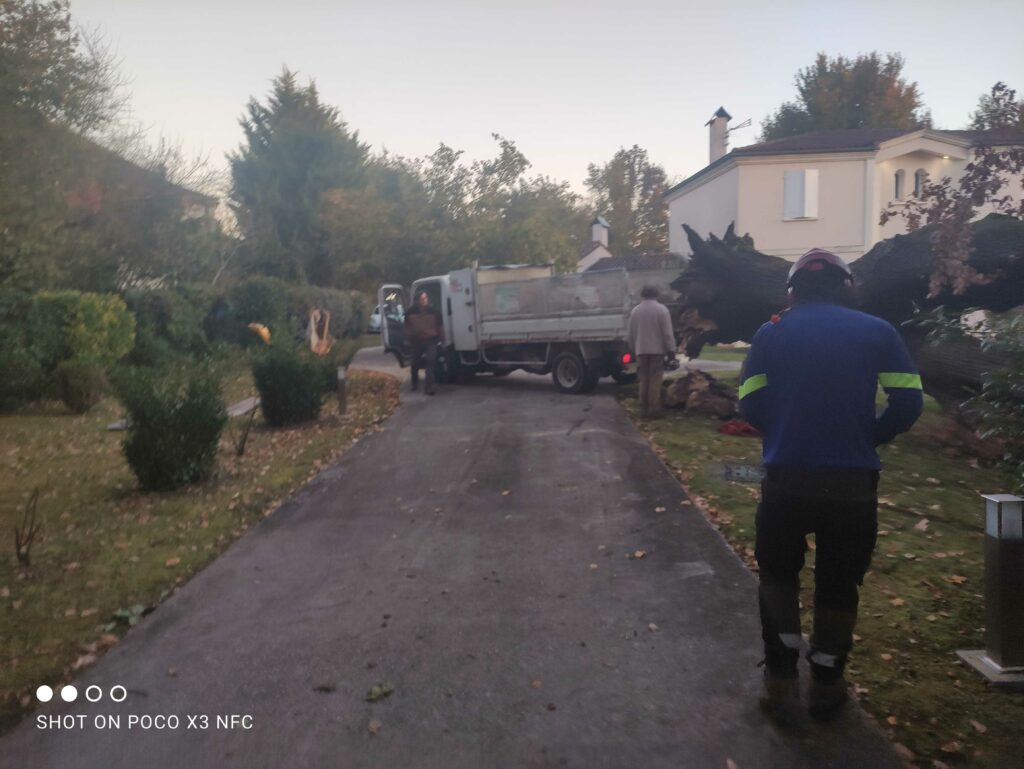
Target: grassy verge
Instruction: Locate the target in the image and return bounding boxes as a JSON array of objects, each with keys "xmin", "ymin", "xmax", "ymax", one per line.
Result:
[
  {"xmin": 0, "ymin": 347, "xmax": 398, "ymax": 734},
  {"xmin": 618, "ymin": 371, "xmax": 1024, "ymax": 769},
  {"xmin": 690, "ymin": 344, "xmax": 748, "ymax": 363}
]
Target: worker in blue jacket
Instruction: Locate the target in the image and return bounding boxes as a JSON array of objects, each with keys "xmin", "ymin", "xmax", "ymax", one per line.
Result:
[{"xmin": 739, "ymin": 247, "xmax": 922, "ymax": 726}]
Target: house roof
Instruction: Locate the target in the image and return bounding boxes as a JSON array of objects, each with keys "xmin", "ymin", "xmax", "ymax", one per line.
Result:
[
  {"xmin": 665, "ymin": 127, "xmax": 1024, "ymax": 198},
  {"xmin": 591, "ymin": 215, "xmax": 610, "ymax": 227},
  {"xmin": 578, "ymin": 241, "xmax": 607, "ymax": 259},
  {"xmin": 586, "ymin": 253, "xmax": 685, "ymax": 272}
]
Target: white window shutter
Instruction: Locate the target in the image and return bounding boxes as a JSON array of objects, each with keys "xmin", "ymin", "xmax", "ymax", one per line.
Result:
[
  {"xmin": 803, "ymin": 169, "xmax": 819, "ymax": 218},
  {"xmin": 783, "ymin": 170, "xmax": 804, "ymax": 219}
]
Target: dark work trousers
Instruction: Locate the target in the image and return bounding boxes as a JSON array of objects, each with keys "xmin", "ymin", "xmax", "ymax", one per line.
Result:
[
  {"xmin": 755, "ymin": 466, "xmax": 879, "ymax": 681},
  {"xmin": 410, "ymin": 341, "xmax": 438, "ymax": 393}
]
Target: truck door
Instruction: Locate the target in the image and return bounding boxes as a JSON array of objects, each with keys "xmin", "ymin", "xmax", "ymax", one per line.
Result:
[
  {"xmin": 378, "ymin": 284, "xmax": 408, "ymax": 364},
  {"xmin": 447, "ymin": 268, "xmax": 477, "ymax": 352}
]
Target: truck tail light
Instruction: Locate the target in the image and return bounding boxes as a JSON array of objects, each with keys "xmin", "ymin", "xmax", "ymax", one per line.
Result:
[{"xmin": 622, "ymin": 353, "xmax": 632, "ymax": 364}]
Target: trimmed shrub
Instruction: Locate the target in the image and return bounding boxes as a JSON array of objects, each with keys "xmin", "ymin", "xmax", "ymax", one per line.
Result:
[
  {"xmin": 115, "ymin": 367, "xmax": 227, "ymax": 491},
  {"xmin": 0, "ymin": 289, "xmax": 45, "ymax": 410},
  {"xmin": 28, "ymin": 291, "xmax": 135, "ymax": 372},
  {"xmin": 252, "ymin": 345, "xmax": 332, "ymax": 426},
  {"xmin": 229, "ymin": 277, "xmax": 290, "ymax": 343},
  {"xmin": 0, "ymin": 342, "xmax": 45, "ymax": 412},
  {"xmin": 55, "ymin": 361, "xmax": 107, "ymax": 414},
  {"xmin": 286, "ymin": 286, "xmax": 373, "ymax": 340},
  {"xmin": 124, "ymin": 287, "xmax": 210, "ymax": 367}
]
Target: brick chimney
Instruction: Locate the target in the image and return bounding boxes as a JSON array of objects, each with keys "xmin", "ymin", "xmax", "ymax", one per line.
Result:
[{"xmin": 706, "ymin": 107, "xmax": 732, "ymax": 164}]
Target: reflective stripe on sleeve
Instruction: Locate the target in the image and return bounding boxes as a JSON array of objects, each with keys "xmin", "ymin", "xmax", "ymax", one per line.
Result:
[
  {"xmin": 738, "ymin": 373, "xmax": 768, "ymax": 399},
  {"xmin": 878, "ymin": 372, "xmax": 923, "ymax": 390}
]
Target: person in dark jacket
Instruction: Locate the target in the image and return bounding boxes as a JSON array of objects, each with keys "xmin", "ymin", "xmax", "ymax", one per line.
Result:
[
  {"xmin": 404, "ymin": 290, "xmax": 444, "ymax": 395},
  {"xmin": 739, "ymin": 248, "xmax": 922, "ymax": 725}
]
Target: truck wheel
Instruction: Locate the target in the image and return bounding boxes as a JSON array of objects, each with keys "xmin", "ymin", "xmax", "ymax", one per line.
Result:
[
  {"xmin": 551, "ymin": 350, "xmax": 589, "ymax": 394},
  {"xmin": 611, "ymin": 371, "xmax": 638, "ymax": 385}
]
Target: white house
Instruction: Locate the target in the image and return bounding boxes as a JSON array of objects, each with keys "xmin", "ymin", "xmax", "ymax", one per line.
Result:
[{"xmin": 665, "ymin": 110, "xmax": 1024, "ymax": 262}]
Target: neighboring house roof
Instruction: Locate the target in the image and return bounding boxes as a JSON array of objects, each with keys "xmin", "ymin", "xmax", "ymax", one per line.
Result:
[
  {"xmin": 591, "ymin": 215, "xmax": 610, "ymax": 227},
  {"xmin": 586, "ymin": 253, "xmax": 685, "ymax": 272},
  {"xmin": 665, "ymin": 127, "xmax": 1024, "ymax": 198},
  {"xmin": 578, "ymin": 241, "xmax": 606, "ymax": 259}
]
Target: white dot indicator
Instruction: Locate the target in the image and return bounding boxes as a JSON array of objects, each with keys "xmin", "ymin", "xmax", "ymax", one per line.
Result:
[
  {"xmin": 60, "ymin": 685, "xmax": 78, "ymax": 703},
  {"xmin": 110, "ymin": 685, "xmax": 127, "ymax": 702},
  {"xmin": 36, "ymin": 685, "xmax": 53, "ymax": 703}
]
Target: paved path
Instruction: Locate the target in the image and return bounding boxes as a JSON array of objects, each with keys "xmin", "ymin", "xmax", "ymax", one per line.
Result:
[{"xmin": 2, "ymin": 358, "xmax": 899, "ymax": 769}]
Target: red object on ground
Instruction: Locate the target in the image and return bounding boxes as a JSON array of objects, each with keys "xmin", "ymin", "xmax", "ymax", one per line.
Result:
[{"xmin": 718, "ymin": 419, "xmax": 761, "ymax": 438}]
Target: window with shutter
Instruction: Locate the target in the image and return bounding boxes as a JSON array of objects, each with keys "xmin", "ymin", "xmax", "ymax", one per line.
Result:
[{"xmin": 783, "ymin": 169, "xmax": 819, "ymax": 219}]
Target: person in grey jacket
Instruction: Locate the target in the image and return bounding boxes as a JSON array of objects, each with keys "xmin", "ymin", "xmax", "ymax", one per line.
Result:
[{"xmin": 628, "ymin": 286, "xmax": 676, "ymax": 418}]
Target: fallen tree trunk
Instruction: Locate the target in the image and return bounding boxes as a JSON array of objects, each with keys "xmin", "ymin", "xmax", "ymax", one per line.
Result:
[{"xmin": 670, "ymin": 214, "xmax": 1024, "ymax": 407}]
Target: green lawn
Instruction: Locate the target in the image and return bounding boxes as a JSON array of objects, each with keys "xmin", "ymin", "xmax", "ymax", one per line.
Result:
[
  {"xmin": 619, "ymin": 372, "xmax": 1024, "ymax": 769},
  {"xmin": 691, "ymin": 344, "xmax": 749, "ymax": 363},
  {"xmin": 0, "ymin": 348, "xmax": 398, "ymax": 734}
]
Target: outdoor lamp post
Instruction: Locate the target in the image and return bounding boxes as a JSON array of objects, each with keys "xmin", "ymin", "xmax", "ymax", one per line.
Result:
[{"xmin": 957, "ymin": 493, "xmax": 1024, "ymax": 690}]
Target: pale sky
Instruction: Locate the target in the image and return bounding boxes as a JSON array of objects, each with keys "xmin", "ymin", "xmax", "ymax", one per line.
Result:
[{"xmin": 72, "ymin": 0, "xmax": 1024, "ymax": 196}]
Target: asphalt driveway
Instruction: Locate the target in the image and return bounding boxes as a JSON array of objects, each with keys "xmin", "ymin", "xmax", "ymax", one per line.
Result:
[{"xmin": 0, "ymin": 352, "xmax": 900, "ymax": 769}]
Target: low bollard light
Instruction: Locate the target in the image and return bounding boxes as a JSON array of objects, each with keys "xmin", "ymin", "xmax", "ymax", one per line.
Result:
[
  {"xmin": 337, "ymin": 366, "xmax": 347, "ymax": 415},
  {"xmin": 957, "ymin": 493, "xmax": 1024, "ymax": 690}
]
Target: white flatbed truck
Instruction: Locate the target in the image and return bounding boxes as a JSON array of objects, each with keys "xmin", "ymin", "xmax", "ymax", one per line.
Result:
[{"xmin": 378, "ymin": 264, "xmax": 637, "ymax": 393}]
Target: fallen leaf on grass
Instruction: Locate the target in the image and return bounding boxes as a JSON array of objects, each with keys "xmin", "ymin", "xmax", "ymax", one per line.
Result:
[
  {"xmin": 892, "ymin": 744, "xmax": 914, "ymax": 762},
  {"xmin": 73, "ymin": 654, "xmax": 96, "ymax": 670},
  {"xmin": 970, "ymin": 719, "xmax": 987, "ymax": 734},
  {"xmin": 880, "ymin": 653, "xmax": 893, "ymax": 661},
  {"xmin": 944, "ymin": 575, "xmax": 968, "ymax": 585},
  {"xmin": 939, "ymin": 741, "xmax": 962, "ymax": 754},
  {"xmin": 366, "ymin": 684, "xmax": 394, "ymax": 702},
  {"xmin": 368, "ymin": 719, "xmax": 382, "ymax": 735},
  {"xmin": 886, "ymin": 715, "xmax": 898, "ymax": 726},
  {"xmin": 63, "ymin": 562, "xmax": 81, "ymax": 571},
  {"xmin": 890, "ymin": 598, "xmax": 905, "ymax": 607},
  {"xmin": 164, "ymin": 557, "xmax": 181, "ymax": 568},
  {"xmin": 913, "ymin": 519, "xmax": 930, "ymax": 532}
]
